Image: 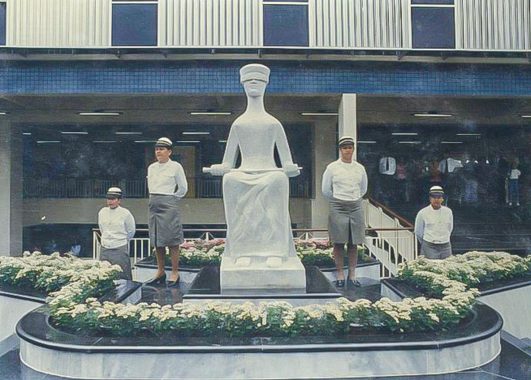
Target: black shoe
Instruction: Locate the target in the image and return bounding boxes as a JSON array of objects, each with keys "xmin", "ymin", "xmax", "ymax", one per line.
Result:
[
  {"xmin": 347, "ymin": 279, "xmax": 361, "ymax": 288},
  {"xmin": 145, "ymin": 273, "xmax": 166, "ymax": 285},
  {"xmin": 167, "ymin": 276, "xmax": 180, "ymax": 287},
  {"xmin": 334, "ymin": 280, "xmax": 345, "ymax": 288}
]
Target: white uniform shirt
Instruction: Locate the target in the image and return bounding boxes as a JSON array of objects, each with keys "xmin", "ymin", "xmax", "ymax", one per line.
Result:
[
  {"xmin": 147, "ymin": 159, "xmax": 188, "ymax": 198},
  {"xmin": 414, "ymin": 205, "xmax": 453, "ymax": 244},
  {"xmin": 322, "ymin": 159, "xmax": 368, "ymax": 201},
  {"xmin": 509, "ymin": 169, "xmax": 521, "ymax": 180},
  {"xmin": 98, "ymin": 206, "xmax": 136, "ymax": 249}
]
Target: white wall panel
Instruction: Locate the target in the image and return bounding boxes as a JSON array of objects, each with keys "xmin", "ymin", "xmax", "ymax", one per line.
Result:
[
  {"xmin": 7, "ymin": 0, "xmax": 111, "ymax": 47},
  {"xmin": 3, "ymin": 0, "xmax": 530, "ymax": 51},
  {"xmin": 159, "ymin": 0, "xmax": 261, "ymax": 47},
  {"xmin": 310, "ymin": 0, "xmax": 410, "ymax": 49},
  {"xmin": 456, "ymin": 0, "xmax": 531, "ymax": 50}
]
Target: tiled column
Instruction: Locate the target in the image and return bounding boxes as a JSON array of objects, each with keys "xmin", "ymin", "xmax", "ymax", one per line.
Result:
[
  {"xmin": 338, "ymin": 94, "xmax": 357, "ymax": 158},
  {"xmin": 0, "ymin": 122, "xmax": 23, "ymax": 256},
  {"xmin": 311, "ymin": 120, "xmax": 336, "ymax": 231}
]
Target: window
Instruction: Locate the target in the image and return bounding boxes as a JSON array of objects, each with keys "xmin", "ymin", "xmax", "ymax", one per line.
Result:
[
  {"xmin": 411, "ymin": 1, "xmax": 455, "ymax": 49},
  {"xmin": 0, "ymin": 2, "xmax": 6, "ymax": 45},
  {"xmin": 411, "ymin": 0, "xmax": 454, "ymax": 4},
  {"xmin": 263, "ymin": 1, "xmax": 309, "ymax": 47},
  {"xmin": 112, "ymin": 1, "xmax": 157, "ymax": 46}
]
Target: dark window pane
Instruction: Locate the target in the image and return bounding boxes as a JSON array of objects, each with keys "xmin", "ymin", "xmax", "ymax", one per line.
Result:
[
  {"xmin": 412, "ymin": 0, "xmax": 454, "ymax": 4},
  {"xmin": 0, "ymin": 3, "xmax": 6, "ymax": 45},
  {"xmin": 412, "ymin": 8, "xmax": 455, "ymax": 48},
  {"xmin": 264, "ymin": 5, "xmax": 309, "ymax": 47},
  {"xmin": 112, "ymin": 4, "xmax": 157, "ymax": 46}
]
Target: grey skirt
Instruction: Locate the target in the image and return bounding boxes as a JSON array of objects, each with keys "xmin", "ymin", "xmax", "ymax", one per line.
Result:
[
  {"xmin": 149, "ymin": 194, "xmax": 184, "ymax": 248},
  {"xmin": 328, "ymin": 198, "xmax": 365, "ymax": 245},
  {"xmin": 421, "ymin": 240, "xmax": 452, "ymax": 260},
  {"xmin": 100, "ymin": 244, "xmax": 132, "ymax": 280}
]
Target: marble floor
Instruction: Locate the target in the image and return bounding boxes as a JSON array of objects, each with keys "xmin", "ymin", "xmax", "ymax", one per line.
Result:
[{"xmin": 0, "ymin": 338, "xmax": 529, "ymax": 380}]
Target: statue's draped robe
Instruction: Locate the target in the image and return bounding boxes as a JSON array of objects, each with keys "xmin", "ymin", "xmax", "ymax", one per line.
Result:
[
  {"xmin": 222, "ymin": 170, "xmax": 297, "ymax": 259},
  {"xmin": 220, "ymin": 121, "xmax": 298, "ymax": 260}
]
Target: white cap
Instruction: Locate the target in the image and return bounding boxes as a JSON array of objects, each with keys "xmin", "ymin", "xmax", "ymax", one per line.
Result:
[
  {"xmin": 338, "ymin": 136, "xmax": 355, "ymax": 147},
  {"xmin": 155, "ymin": 137, "xmax": 172, "ymax": 148},
  {"xmin": 106, "ymin": 187, "xmax": 122, "ymax": 199},
  {"xmin": 429, "ymin": 186, "xmax": 444, "ymax": 195},
  {"xmin": 240, "ymin": 64, "xmax": 270, "ymax": 83}
]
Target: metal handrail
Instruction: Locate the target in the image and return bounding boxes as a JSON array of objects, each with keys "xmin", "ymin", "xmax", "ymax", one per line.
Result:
[
  {"xmin": 363, "ymin": 199, "xmax": 418, "ymax": 277},
  {"xmin": 368, "ymin": 197, "xmax": 413, "ymax": 227}
]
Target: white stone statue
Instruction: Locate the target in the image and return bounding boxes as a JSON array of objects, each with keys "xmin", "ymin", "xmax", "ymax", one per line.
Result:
[{"xmin": 204, "ymin": 64, "xmax": 306, "ymax": 292}]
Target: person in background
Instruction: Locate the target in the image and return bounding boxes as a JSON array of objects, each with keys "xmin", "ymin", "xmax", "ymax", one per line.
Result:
[
  {"xmin": 97, "ymin": 187, "xmax": 136, "ymax": 280},
  {"xmin": 322, "ymin": 136, "xmax": 368, "ymax": 288},
  {"xmin": 508, "ymin": 162, "xmax": 521, "ymax": 206},
  {"xmin": 414, "ymin": 186, "xmax": 453, "ymax": 260},
  {"xmin": 70, "ymin": 240, "xmax": 81, "ymax": 257},
  {"xmin": 395, "ymin": 158, "xmax": 409, "ymax": 202},
  {"xmin": 146, "ymin": 137, "xmax": 188, "ymax": 286}
]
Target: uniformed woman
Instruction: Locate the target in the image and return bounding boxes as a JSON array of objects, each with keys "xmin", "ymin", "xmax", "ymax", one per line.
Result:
[
  {"xmin": 146, "ymin": 137, "xmax": 188, "ymax": 286},
  {"xmin": 322, "ymin": 136, "xmax": 368, "ymax": 288}
]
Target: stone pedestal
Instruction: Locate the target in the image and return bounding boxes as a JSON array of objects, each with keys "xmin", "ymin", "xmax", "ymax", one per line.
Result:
[{"xmin": 220, "ymin": 256, "xmax": 306, "ymax": 294}]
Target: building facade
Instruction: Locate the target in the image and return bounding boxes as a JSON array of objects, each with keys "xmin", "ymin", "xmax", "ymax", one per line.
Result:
[{"xmin": 0, "ymin": 0, "xmax": 530, "ymax": 255}]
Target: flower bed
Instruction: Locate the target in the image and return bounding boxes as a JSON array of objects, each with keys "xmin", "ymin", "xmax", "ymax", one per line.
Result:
[
  {"xmin": 8, "ymin": 250, "xmax": 528, "ymax": 338},
  {"xmin": 178, "ymin": 239, "xmax": 225, "ymax": 266},
  {"xmin": 398, "ymin": 251, "xmax": 531, "ymax": 298},
  {"xmin": 0, "ymin": 252, "xmax": 121, "ymax": 302},
  {"xmin": 50, "ymin": 295, "xmax": 470, "ymax": 337},
  {"xmin": 164, "ymin": 239, "xmax": 371, "ymax": 268},
  {"xmin": 49, "ymin": 251, "xmax": 528, "ymax": 338}
]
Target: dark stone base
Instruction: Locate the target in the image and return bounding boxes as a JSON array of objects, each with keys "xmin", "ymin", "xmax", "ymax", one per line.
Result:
[{"xmin": 183, "ymin": 265, "xmax": 341, "ymax": 303}]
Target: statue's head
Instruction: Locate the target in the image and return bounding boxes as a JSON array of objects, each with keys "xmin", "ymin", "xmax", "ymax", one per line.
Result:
[{"xmin": 240, "ymin": 64, "xmax": 270, "ymax": 97}]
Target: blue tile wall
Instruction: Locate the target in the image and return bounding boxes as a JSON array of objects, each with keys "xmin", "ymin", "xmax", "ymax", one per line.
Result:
[{"xmin": 0, "ymin": 61, "xmax": 530, "ymax": 96}]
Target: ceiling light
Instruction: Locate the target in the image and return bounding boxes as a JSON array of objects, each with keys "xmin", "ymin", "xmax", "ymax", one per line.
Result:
[
  {"xmin": 521, "ymin": 115, "xmax": 531, "ymax": 118},
  {"xmin": 176, "ymin": 140, "xmax": 200, "ymax": 143},
  {"xmin": 37, "ymin": 140, "xmax": 60, "ymax": 144},
  {"xmin": 398, "ymin": 141, "xmax": 421, "ymax": 144},
  {"xmin": 134, "ymin": 140, "xmax": 157, "ymax": 143},
  {"xmin": 357, "ymin": 140, "xmax": 377, "ymax": 144},
  {"xmin": 300, "ymin": 112, "xmax": 338, "ymax": 116},
  {"xmin": 456, "ymin": 133, "xmax": 481, "ymax": 136},
  {"xmin": 61, "ymin": 131, "xmax": 88, "ymax": 135},
  {"xmin": 78, "ymin": 111, "xmax": 122, "ymax": 116},
  {"xmin": 93, "ymin": 140, "xmax": 117, "ymax": 143},
  {"xmin": 182, "ymin": 131, "xmax": 210, "ymax": 135},
  {"xmin": 441, "ymin": 141, "xmax": 463, "ymax": 144},
  {"xmin": 413, "ymin": 113, "xmax": 452, "ymax": 118},
  {"xmin": 190, "ymin": 112, "xmax": 232, "ymax": 116},
  {"xmin": 219, "ymin": 140, "xmax": 227, "ymax": 143},
  {"xmin": 392, "ymin": 132, "xmax": 418, "ymax": 136},
  {"xmin": 22, "ymin": 132, "xmax": 32, "ymax": 136},
  {"xmin": 115, "ymin": 131, "xmax": 142, "ymax": 135},
  {"xmin": 0, "ymin": 111, "xmax": 8, "ymax": 115}
]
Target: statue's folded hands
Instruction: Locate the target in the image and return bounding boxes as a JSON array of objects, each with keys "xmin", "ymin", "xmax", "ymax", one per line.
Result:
[
  {"xmin": 283, "ymin": 163, "xmax": 301, "ymax": 177},
  {"xmin": 206, "ymin": 163, "xmax": 231, "ymax": 176}
]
